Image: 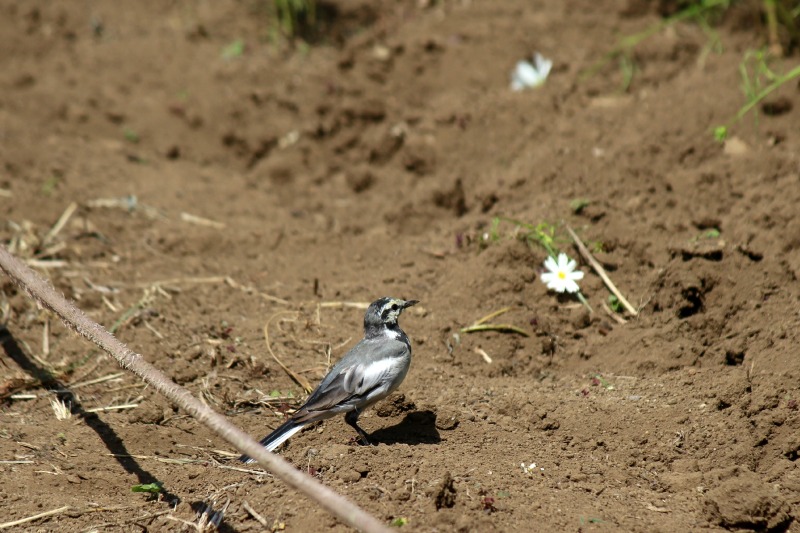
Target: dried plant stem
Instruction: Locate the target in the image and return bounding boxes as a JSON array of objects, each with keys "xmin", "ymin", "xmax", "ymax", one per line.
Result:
[
  {"xmin": 601, "ymin": 301, "xmax": 628, "ymax": 325},
  {"xmin": 0, "ymin": 505, "xmax": 70, "ymax": 529},
  {"xmin": 461, "ymin": 307, "xmax": 530, "ymax": 337},
  {"xmin": 0, "ymin": 245, "xmax": 390, "ymax": 533},
  {"xmin": 460, "ymin": 323, "xmax": 530, "ymax": 336},
  {"xmin": 263, "ymin": 311, "xmax": 313, "ymax": 393},
  {"xmin": 565, "ymin": 226, "xmax": 638, "ymax": 317},
  {"xmin": 472, "ymin": 307, "xmax": 512, "ymax": 325},
  {"xmin": 242, "ymin": 500, "xmax": 269, "ymax": 526},
  {"xmin": 42, "ymin": 201, "xmax": 78, "ymax": 248}
]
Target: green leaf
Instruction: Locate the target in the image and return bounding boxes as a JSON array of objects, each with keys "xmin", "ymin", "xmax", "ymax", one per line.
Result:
[
  {"xmin": 123, "ymin": 128, "xmax": 140, "ymax": 144},
  {"xmin": 570, "ymin": 198, "xmax": 590, "ymax": 214},
  {"xmin": 41, "ymin": 175, "xmax": 59, "ymax": 196},
  {"xmin": 713, "ymin": 125, "xmax": 727, "ymax": 142},
  {"xmin": 391, "ymin": 517, "xmax": 408, "ymax": 527},
  {"xmin": 221, "ymin": 39, "xmax": 245, "ymax": 59},
  {"xmin": 608, "ymin": 295, "xmax": 622, "ymax": 313},
  {"xmin": 131, "ymin": 482, "xmax": 163, "ymax": 494}
]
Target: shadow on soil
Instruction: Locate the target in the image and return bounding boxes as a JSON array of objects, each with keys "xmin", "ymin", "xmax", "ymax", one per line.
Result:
[
  {"xmin": 0, "ymin": 327, "xmax": 180, "ymax": 504},
  {"xmin": 370, "ymin": 410, "xmax": 441, "ymax": 445}
]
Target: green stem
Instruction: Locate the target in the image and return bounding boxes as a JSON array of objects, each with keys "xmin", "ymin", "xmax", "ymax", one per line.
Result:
[
  {"xmin": 734, "ymin": 64, "xmax": 800, "ymax": 122},
  {"xmin": 581, "ymin": 0, "xmax": 730, "ymax": 80},
  {"xmin": 576, "ymin": 291, "xmax": 594, "ymax": 314}
]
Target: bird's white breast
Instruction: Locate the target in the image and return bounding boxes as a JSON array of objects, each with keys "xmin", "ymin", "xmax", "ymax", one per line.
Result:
[{"xmin": 382, "ymin": 328, "xmax": 400, "ymax": 340}]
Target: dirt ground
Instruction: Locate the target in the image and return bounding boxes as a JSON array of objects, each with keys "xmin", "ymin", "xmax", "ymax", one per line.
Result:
[{"xmin": 1, "ymin": 0, "xmax": 799, "ymax": 531}]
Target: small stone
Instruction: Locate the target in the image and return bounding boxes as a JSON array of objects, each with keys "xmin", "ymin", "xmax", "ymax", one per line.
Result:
[
  {"xmin": 339, "ymin": 469, "xmax": 361, "ymax": 483},
  {"xmin": 127, "ymin": 401, "xmax": 164, "ymax": 425},
  {"xmin": 723, "ymin": 137, "xmax": 748, "ymax": 156},
  {"xmin": 393, "ymin": 488, "xmax": 411, "ymax": 501},
  {"xmin": 434, "ymin": 407, "xmax": 459, "ymax": 430}
]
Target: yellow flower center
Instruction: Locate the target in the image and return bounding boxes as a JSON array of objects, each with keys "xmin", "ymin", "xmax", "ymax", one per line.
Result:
[{"xmin": 558, "ymin": 271, "xmax": 566, "ymax": 279}]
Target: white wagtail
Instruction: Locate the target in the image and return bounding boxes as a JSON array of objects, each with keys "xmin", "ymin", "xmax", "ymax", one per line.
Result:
[{"xmin": 240, "ymin": 297, "xmax": 418, "ymax": 462}]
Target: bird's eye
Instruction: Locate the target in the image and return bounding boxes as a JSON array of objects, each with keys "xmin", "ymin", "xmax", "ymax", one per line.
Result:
[{"xmin": 390, "ymin": 303, "xmax": 399, "ymax": 311}]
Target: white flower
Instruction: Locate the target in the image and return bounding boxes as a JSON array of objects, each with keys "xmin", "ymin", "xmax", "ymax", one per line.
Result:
[
  {"xmin": 540, "ymin": 253, "xmax": 584, "ymax": 293},
  {"xmin": 521, "ymin": 462, "xmax": 537, "ymax": 475},
  {"xmin": 510, "ymin": 53, "xmax": 552, "ymax": 91}
]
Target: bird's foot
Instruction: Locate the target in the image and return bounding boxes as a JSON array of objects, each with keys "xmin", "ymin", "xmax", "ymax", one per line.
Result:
[{"xmin": 348, "ymin": 433, "xmax": 373, "ymax": 447}]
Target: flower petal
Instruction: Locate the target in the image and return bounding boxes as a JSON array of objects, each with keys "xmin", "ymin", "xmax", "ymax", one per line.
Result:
[
  {"xmin": 569, "ymin": 269, "xmax": 585, "ymax": 281},
  {"xmin": 533, "ymin": 53, "xmax": 553, "ymax": 79},
  {"xmin": 516, "ymin": 61, "xmax": 542, "ymax": 85},
  {"xmin": 540, "ymin": 272, "xmax": 558, "ymax": 285},
  {"xmin": 563, "ymin": 279, "xmax": 580, "ymax": 293},
  {"xmin": 565, "ymin": 257, "xmax": 577, "ymax": 272},
  {"xmin": 543, "ymin": 255, "xmax": 558, "ymax": 273},
  {"xmin": 556, "ymin": 253, "xmax": 570, "ymax": 270}
]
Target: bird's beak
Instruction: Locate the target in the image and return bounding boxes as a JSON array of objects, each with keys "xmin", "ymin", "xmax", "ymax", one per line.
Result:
[{"xmin": 402, "ymin": 299, "xmax": 419, "ymax": 309}]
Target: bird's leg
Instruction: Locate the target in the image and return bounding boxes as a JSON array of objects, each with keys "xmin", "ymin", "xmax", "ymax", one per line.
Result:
[{"xmin": 345, "ymin": 409, "xmax": 372, "ymax": 446}]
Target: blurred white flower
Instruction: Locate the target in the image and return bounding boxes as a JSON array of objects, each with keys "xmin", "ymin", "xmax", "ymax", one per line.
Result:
[
  {"xmin": 540, "ymin": 253, "xmax": 584, "ymax": 293},
  {"xmin": 510, "ymin": 53, "xmax": 552, "ymax": 91}
]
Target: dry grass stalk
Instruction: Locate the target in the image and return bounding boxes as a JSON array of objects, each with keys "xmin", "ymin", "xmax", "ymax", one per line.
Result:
[
  {"xmin": 0, "ymin": 505, "xmax": 70, "ymax": 529},
  {"xmin": 26, "ymin": 259, "xmax": 69, "ymax": 269},
  {"xmin": 242, "ymin": 500, "xmax": 270, "ymax": 526},
  {"xmin": 474, "ymin": 347, "xmax": 492, "ymax": 364},
  {"xmin": 41, "ymin": 201, "xmax": 78, "ymax": 249},
  {"xmin": 180, "ymin": 212, "xmax": 226, "ymax": 229},
  {"xmin": 263, "ymin": 311, "xmax": 313, "ymax": 393},
  {"xmin": 41, "ymin": 317, "xmax": 50, "ymax": 357},
  {"xmin": 9, "ymin": 393, "xmax": 37, "ymax": 400},
  {"xmin": 71, "ymin": 372, "xmax": 125, "ymax": 389},
  {"xmin": 85, "ymin": 403, "xmax": 139, "ymax": 413},
  {"xmin": 461, "ymin": 307, "xmax": 530, "ymax": 337},
  {"xmin": 565, "ymin": 225, "xmax": 638, "ymax": 316},
  {"xmin": 50, "ymin": 397, "xmax": 72, "ymax": 420},
  {"xmin": 601, "ymin": 300, "xmax": 628, "ymax": 324}
]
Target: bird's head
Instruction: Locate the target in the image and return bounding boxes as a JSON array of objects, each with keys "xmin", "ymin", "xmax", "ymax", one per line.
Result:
[{"xmin": 364, "ymin": 297, "xmax": 418, "ymax": 332}]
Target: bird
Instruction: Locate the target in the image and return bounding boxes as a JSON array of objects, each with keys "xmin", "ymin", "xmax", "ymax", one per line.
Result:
[{"xmin": 240, "ymin": 297, "xmax": 418, "ymax": 463}]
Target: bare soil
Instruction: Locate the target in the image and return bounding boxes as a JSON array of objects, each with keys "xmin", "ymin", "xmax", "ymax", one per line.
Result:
[{"xmin": 1, "ymin": 1, "xmax": 799, "ymax": 531}]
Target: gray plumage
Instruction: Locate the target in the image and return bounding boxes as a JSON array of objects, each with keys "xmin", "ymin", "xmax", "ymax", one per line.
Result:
[{"xmin": 240, "ymin": 297, "xmax": 417, "ymax": 463}]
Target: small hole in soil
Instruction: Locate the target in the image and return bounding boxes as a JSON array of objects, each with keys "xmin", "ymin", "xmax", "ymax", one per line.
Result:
[
  {"xmin": 724, "ymin": 350, "xmax": 745, "ymax": 366},
  {"xmin": 677, "ymin": 288, "xmax": 704, "ymax": 318}
]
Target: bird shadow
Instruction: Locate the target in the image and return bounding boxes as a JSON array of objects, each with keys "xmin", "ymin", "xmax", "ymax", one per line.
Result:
[
  {"xmin": 0, "ymin": 326, "xmax": 180, "ymax": 505},
  {"xmin": 369, "ymin": 410, "xmax": 441, "ymax": 445}
]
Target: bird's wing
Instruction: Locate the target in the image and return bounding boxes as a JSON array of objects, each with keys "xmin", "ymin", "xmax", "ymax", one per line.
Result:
[{"xmin": 293, "ymin": 339, "xmax": 405, "ymax": 422}]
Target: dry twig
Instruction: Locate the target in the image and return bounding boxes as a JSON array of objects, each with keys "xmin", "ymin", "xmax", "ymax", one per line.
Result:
[
  {"xmin": 0, "ymin": 505, "xmax": 70, "ymax": 529},
  {"xmin": 601, "ymin": 300, "xmax": 628, "ymax": 324},
  {"xmin": 242, "ymin": 500, "xmax": 270, "ymax": 526},
  {"xmin": 474, "ymin": 347, "xmax": 492, "ymax": 364},
  {"xmin": 180, "ymin": 212, "xmax": 226, "ymax": 229},
  {"xmin": 461, "ymin": 307, "xmax": 530, "ymax": 337},
  {"xmin": 565, "ymin": 225, "xmax": 638, "ymax": 316},
  {"xmin": 263, "ymin": 311, "xmax": 313, "ymax": 393},
  {"xmin": 41, "ymin": 201, "xmax": 78, "ymax": 249}
]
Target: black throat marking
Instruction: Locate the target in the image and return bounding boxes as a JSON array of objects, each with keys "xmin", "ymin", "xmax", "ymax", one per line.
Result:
[{"xmin": 365, "ymin": 322, "xmax": 411, "ymax": 349}]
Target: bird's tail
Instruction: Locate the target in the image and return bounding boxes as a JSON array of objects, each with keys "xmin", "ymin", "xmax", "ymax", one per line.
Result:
[{"xmin": 239, "ymin": 419, "xmax": 304, "ymax": 464}]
